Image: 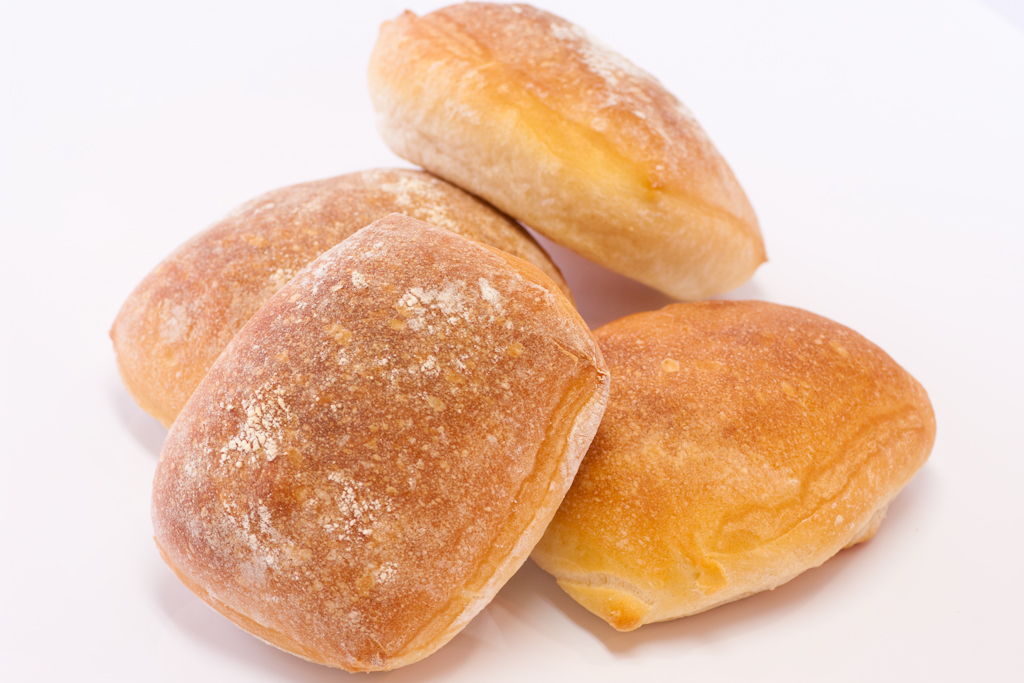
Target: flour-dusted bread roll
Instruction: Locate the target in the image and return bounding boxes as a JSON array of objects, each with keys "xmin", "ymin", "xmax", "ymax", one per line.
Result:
[
  {"xmin": 368, "ymin": 3, "xmax": 765, "ymax": 301},
  {"xmin": 531, "ymin": 301, "xmax": 935, "ymax": 631},
  {"xmin": 152, "ymin": 214, "xmax": 609, "ymax": 671},
  {"xmin": 111, "ymin": 169, "xmax": 570, "ymax": 427}
]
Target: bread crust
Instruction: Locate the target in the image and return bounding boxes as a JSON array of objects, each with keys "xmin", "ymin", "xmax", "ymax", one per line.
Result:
[
  {"xmin": 111, "ymin": 168, "xmax": 570, "ymax": 427},
  {"xmin": 531, "ymin": 301, "xmax": 935, "ymax": 630},
  {"xmin": 368, "ymin": 3, "xmax": 765, "ymax": 300},
  {"xmin": 152, "ymin": 214, "xmax": 609, "ymax": 670}
]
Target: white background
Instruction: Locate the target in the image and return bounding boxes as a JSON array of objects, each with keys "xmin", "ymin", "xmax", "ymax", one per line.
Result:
[{"xmin": 2, "ymin": 1, "xmax": 1023, "ymax": 680}]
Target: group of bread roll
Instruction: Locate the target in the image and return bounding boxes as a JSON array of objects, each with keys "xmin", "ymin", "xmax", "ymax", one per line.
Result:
[{"xmin": 112, "ymin": 3, "xmax": 935, "ymax": 673}]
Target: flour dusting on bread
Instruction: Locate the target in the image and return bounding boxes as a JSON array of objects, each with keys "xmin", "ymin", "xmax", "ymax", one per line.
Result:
[{"xmin": 152, "ymin": 214, "xmax": 608, "ymax": 671}]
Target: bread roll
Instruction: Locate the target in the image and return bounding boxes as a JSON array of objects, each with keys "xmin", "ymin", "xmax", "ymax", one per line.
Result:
[
  {"xmin": 111, "ymin": 168, "xmax": 570, "ymax": 427},
  {"xmin": 368, "ymin": 3, "xmax": 765, "ymax": 301},
  {"xmin": 152, "ymin": 214, "xmax": 609, "ymax": 671},
  {"xmin": 531, "ymin": 301, "xmax": 935, "ymax": 631}
]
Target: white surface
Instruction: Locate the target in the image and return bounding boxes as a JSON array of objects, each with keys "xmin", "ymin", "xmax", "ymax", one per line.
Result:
[
  {"xmin": 2, "ymin": 0, "xmax": 1022, "ymax": 680},
  {"xmin": 980, "ymin": 0, "xmax": 1024, "ymax": 29}
]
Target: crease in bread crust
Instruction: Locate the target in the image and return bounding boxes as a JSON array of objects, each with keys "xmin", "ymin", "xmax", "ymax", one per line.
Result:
[{"xmin": 705, "ymin": 403, "xmax": 929, "ymax": 556}]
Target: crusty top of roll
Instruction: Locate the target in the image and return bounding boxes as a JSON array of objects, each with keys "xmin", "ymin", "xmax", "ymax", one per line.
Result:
[
  {"xmin": 111, "ymin": 169, "xmax": 570, "ymax": 428},
  {"xmin": 152, "ymin": 214, "xmax": 609, "ymax": 671},
  {"xmin": 369, "ymin": 3, "xmax": 765, "ymax": 300},
  {"xmin": 531, "ymin": 301, "xmax": 935, "ymax": 631}
]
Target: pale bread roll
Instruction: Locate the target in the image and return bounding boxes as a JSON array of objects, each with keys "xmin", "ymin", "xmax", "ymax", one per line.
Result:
[
  {"xmin": 531, "ymin": 301, "xmax": 935, "ymax": 631},
  {"xmin": 152, "ymin": 214, "xmax": 609, "ymax": 671},
  {"xmin": 368, "ymin": 3, "xmax": 765, "ymax": 301},
  {"xmin": 111, "ymin": 168, "xmax": 570, "ymax": 427}
]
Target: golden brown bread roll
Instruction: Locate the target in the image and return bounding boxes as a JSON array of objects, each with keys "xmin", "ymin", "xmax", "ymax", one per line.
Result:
[
  {"xmin": 368, "ymin": 3, "xmax": 765, "ymax": 301},
  {"xmin": 152, "ymin": 214, "xmax": 609, "ymax": 671},
  {"xmin": 111, "ymin": 168, "xmax": 570, "ymax": 427},
  {"xmin": 531, "ymin": 300, "xmax": 935, "ymax": 631}
]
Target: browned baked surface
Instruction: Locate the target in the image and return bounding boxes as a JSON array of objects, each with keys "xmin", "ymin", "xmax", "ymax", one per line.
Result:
[
  {"xmin": 368, "ymin": 3, "xmax": 765, "ymax": 300},
  {"xmin": 152, "ymin": 214, "xmax": 609, "ymax": 671},
  {"xmin": 111, "ymin": 168, "xmax": 570, "ymax": 427},
  {"xmin": 531, "ymin": 300, "xmax": 935, "ymax": 631}
]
